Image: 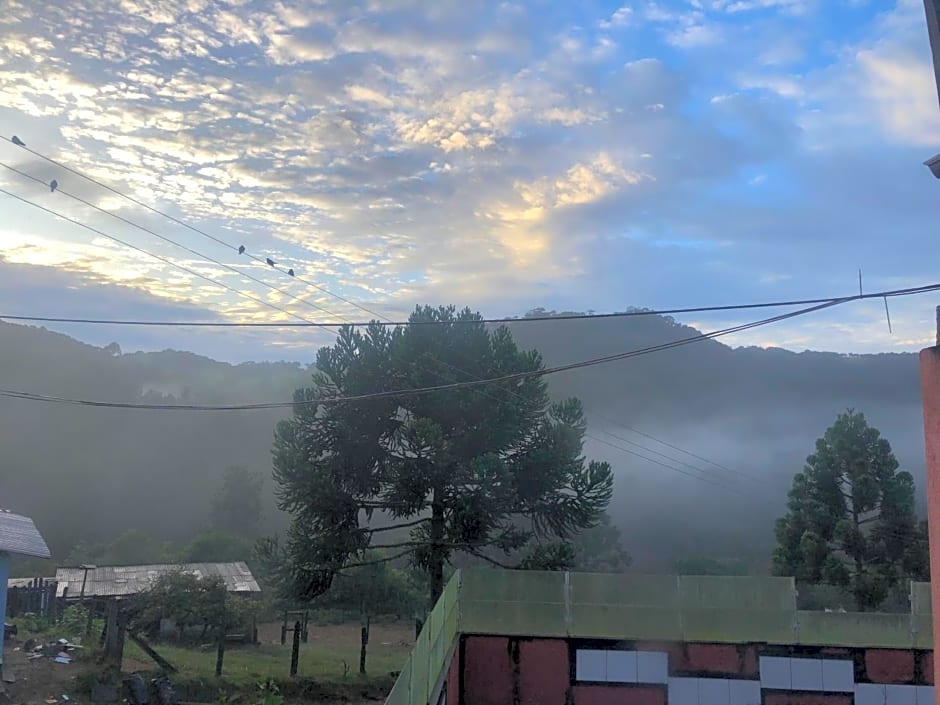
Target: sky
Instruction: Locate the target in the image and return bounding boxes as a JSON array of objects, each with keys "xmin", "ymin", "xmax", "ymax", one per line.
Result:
[{"xmin": 1, "ymin": 0, "xmax": 939, "ymax": 363}]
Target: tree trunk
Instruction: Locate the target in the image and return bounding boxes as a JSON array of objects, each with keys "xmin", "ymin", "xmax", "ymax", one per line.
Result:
[
  {"xmin": 851, "ymin": 501, "xmax": 866, "ymax": 612},
  {"xmin": 359, "ymin": 600, "xmax": 369, "ymax": 675},
  {"xmin": 429, "ymin": 484, "xmax": 445, "ymax": 607}
]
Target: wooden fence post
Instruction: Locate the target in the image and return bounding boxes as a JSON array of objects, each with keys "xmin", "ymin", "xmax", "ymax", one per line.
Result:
[
  {"xmin": 215, "ymin": 624, "xmax": 225, "ymax": 677},
  {"xmin": 290, "ymin": 620, "xmax": 301, "ymax": 676}
]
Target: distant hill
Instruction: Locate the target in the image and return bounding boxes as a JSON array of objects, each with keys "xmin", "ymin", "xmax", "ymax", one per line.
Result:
[{"xmin": 0, "ymin": 314, "xmax": 925, "ymax": 570}]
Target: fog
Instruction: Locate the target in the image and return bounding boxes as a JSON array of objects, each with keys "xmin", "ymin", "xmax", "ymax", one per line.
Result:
[{"xmin": 0, "ymin": 312, "xmax": 926, "ymax": 573}]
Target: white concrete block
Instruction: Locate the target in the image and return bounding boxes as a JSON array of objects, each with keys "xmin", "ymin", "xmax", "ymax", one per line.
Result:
[
  {"xmin": 760, "ymin": 656, "xmax": 791, "ymax": 690},
  {"xmin": 668, "ymin": 677, "xmax": 698, "ymax": 705},
  {"xmin": 885, "ymin": 684, "xmax": 917, "ymax": 705},
  {"xmin": 821, "ymin": 659, "xmax": 855, "ymax": 692},
  {"xmin": 699, "ymin": 677, "xmax": 731, "ymax": 705},
  {"xmin": 576, "ymin": 649, "xmax": 606, "ymax": 682},
  {"xmin": 855, "ymin": 683, "xmax": 888, "ymax": 705},
  {"xmin": 637, "ymin": 650, "xmax": 669, "ymax": 684},
  {"xmin": 916, "ymin": 685, "xmax": 935, "ymax": 705},
  {"xmin": 606, "ymin": 649, "xmax": 638, "ymax": 683},
  {"xmin": 728, "ymin": 679, "xmax": 762, "ymax": 705},
  {"xmin": 791, "ymin": 657, "xmax": 823, "ymax": 691}
]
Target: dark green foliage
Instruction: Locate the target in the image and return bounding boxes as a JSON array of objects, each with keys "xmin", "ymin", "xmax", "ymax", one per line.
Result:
[
  {"xmin": 315, "ymin": 558, "xmax": 421, "ymax": 619},
  {"xmin": 269, "ymin": 306, "xmax": 614, "ymax": 604},
  {"xmin": 570, "ymin": 512, "xmax": 632, "ymax": 572},
  {"xmin": 211, "ymin": 466, "xmax": 264, "ymax": 538},
  {"xmin": 131, "ymin": 571, "xmax": 228, "ymax": 636},
  {"xmin": 181, "ymin": 531, "xmax": 254, "ymax": 564},
  {"xmin": 64, "ymin": 529, "xmax": 174, "ymax": 567},
  {"xmin": 772, "ymin": 411, "xmax": 925, "ymax": 611}
]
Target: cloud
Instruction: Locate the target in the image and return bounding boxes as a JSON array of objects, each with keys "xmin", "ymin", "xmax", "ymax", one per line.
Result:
[{"xmin": 0, "ymin": 0, "xmax": 936, "ymax": 362}]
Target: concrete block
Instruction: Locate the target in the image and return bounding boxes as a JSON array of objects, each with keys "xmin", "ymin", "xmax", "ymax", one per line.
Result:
[
  {"xmin": 698, "ymin": 677, "xmax": 731, "ymax": 705},
  {"xmin": 791, "ymin": 658, "xmax": 823, "ymax": 691},
  {"xmin": 821, "ymin": 659, "xmax": 854, "ymax": 692},
  {"xmin": 856, "ymin": 684, "xmax": 887, "ymax": 705},
  {"xmin": 916, "ymin": 686, "xmax": 935, "ymax": 705},
  {"xmin": 760, "ymin": 656, "xmax": 791, "ymax": 690},
  {"xmin": 667, "ymin": 677, "xmax": 698, "ymax": 705},
  {"xmin": 637, "ymin": 650, "xmax": 669, "ymax": 684},
  {"xmin": 885, "ymin": 684, "xmax": 917, "ymax": 705},
  {"xmin": 606, "ymin": 650, "xmax": 638, "ymax": 683},
  {"xmin": 576, "ymin": 649, "xmax": 606, "ymax": 682},
  {"xmin": 728, "ymin": 679, "xmax": 761, "ymax": 705}
]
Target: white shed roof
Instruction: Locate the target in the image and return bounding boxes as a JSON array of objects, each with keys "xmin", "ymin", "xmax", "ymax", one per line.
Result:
[{"xmin": 0, "ymin": 510, "xmax": 51, "ymax": 558}]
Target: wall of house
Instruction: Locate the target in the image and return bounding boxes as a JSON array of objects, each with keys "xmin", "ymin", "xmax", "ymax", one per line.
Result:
[{"xmin": 448, "ymin": 636, "xmax": 935, "ymax": 705}]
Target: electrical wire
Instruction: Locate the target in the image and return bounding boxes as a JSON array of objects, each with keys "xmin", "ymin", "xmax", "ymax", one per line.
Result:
[
  {"xmin": 1, "ymin": 149, "xmax": 761, "ymax": 493},
  {"xmin": 1, "ymin": 137, "xmax": 381, "ymax": 320},
  {"xmin": 0, "ymin": 186, "xmax": 323, "ymax": 326},
  {"xmin": 0, "ymin": 296, "xmax": 884, "ymax": 412},
  {"xmin": 1, "ymin": 284, "xmax": 937, "ymax": 329},
  {"xmin": 4, "ymin": 137, "xmax": 937, "ymax": 500},
  {"xmin": 0, "ymin": 162, "xmax": 350, "ymax": 323}
]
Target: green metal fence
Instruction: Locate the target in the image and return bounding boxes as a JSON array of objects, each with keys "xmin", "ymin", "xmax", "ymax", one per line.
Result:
[
  {"xmin": 385, "ymin": 570, "xmax": 934, "ymax": 705},
  {"xmin": 385, "ymin": 571, "xmax": 460, "ymax": 705}
]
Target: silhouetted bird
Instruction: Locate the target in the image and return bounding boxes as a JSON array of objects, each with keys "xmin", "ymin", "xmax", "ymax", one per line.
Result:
[
  {"xmin": 50, "ymin": 179, "xmax": 58, "ymax": 193},
  {"xmin": 266, "ymin": 258, "xmax": 275, "ymax": 267},
  {"xmin": 287, "ymin": 268, "xmax": 294, "ymax": 276},
  {"xmin": 237, "ymin": 245, "xmax": 245, "ymax": 255},
  {"xmin": 11, "ymin": 135, "xmax": 25, "ymax": 147}
]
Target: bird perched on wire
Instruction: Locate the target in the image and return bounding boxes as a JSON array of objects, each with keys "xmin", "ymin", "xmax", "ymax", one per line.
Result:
[
  {"xmin": 237, "ymin": 245, "xmax": 245, "ymax": 255},
  {"xmin": 266, "ymin": 257, "xmax": 275, "ymax": 267},
  {"xmin": 11, "ymin": 135, "xmax": 25, "ymax": 147},
  {"xmin": 287, "ymin": 268, "xmax": 294, "ymax": 276},
  {"xmin": 50, "ymin": 179, "xmax": 58, "ymax": 193}
]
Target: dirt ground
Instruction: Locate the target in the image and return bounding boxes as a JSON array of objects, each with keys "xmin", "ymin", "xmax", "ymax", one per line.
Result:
[
  {"xmin": 1, "ymin": 636, "xmax": 92, "ymax": 705},
  {"xmin": 255, "ymin": 620, "xmax": 414, "ymax": 649}
]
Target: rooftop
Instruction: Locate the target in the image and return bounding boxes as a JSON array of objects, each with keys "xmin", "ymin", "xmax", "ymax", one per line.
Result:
[
  {"xmin": 0, "ymin": 510, "xmax": 51, "ymax": 558},
  {"xmin": 54, "ymin": 561, "xmax": 260, "ymax": 598}
]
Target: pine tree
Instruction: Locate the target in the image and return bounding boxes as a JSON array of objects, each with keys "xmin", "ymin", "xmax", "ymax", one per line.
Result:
[
  {"xmin": 265, "ymin": 306, "xmax": 614, "ymax": 605},
  {"xmin": 772, "ymin": 410, "xmax": 922, "ymax": 611}
]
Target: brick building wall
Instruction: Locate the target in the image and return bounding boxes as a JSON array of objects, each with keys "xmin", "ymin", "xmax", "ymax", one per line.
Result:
[{"xmin": 448, "ymin": 636, "xmax": 934, "ymax": 705}]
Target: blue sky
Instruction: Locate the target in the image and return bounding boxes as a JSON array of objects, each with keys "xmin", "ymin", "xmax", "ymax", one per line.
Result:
[{"xmin": 0, "ymin": 0, "xmax": 938, "ymax": 362}]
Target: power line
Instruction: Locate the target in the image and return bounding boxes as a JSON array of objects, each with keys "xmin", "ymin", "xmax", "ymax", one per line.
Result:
[
  {"xmin": 0, "ymin": 146, "xmax": 751, "ymax": 494},
  {"xmin": 0, "ymin": 161, "xmax": 350, "ymax": 323},
  {"xmin": 1, "ymin": 136, "xmax": 383, "ymax": 320},
  {"xmin": 1, "ymin": 285, "xmax": 937, "ymax": 329},
  {"xmin": 0, "ymin": 187, "xmax": 324, "ymax": 326},
  {"xmin": 0, "ymin": 295, "xmax": 896, "ymax": 412}
]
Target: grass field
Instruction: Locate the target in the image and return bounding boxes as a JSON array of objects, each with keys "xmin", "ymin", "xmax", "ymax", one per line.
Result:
[{"xmin": 122, "ymin": 622, "xmax": 415, "ymax": 687}]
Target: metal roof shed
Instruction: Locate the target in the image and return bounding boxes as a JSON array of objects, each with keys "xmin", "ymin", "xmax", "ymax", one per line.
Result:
[{"xmin": 0, "ymin": 509, "xmax": 51, "ymax": 670}]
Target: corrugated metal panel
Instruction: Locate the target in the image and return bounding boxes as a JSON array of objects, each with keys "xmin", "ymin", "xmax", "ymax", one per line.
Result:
[
  {"xmin": 0, "ymin": 510, "xmax": 51, "ymax": 558},
  {"xmin": 55, "ymin": 561, "xmax": 260, "ymax": 598}
]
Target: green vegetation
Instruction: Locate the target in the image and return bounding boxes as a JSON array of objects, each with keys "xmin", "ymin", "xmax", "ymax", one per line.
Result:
[
  {"xmin": 772, "ymin": 410, "xmax": 928, "ymax": 611},
  {"xmin": 266, "ymin": 306, "xmax": 614, "ymax": 605},
  {"xmin": 212, "ymin": 466, "xmax": 265, "ymax": 538},
  {"xmin": 122, "ymin": 639, "xmax": 408, "ymax": 686}
]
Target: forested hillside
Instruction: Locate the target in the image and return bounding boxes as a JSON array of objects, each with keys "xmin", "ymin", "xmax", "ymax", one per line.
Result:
[{"xmin": 0, "ymin": 312, "xmax": 925, "ymax": 571}]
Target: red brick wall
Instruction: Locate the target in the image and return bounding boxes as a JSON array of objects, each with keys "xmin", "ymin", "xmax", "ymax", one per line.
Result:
[
  {"xmin": 865, "ymin": 649, "xmax": 915, "ymax": 683},
  {"xmin": 762, "ymin": 694, "xmax": 852, "ymax": 705},
  {"xmin": 922, "ymin": 651, "xmax": 934, "ymax": 685},
  {"xmin": 920, "ymin": 345, "xmax": 940, "ymax": 690},
  {"xmin": 518, "ymin": 639, "xmax": 569, "ymax": 705},
  {"xmin": 463, "ymin": 636, "xmax": 512, "ymax": 705},
  {"xmin": 445, "ymin": 642, "xmax": 460, "ymax": 705},
  {"xmin": 571, "ymin": 685, "xmax": 665, "ymax": 705}
]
